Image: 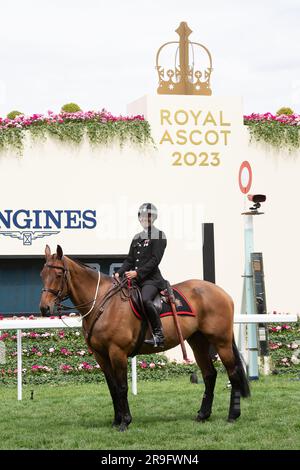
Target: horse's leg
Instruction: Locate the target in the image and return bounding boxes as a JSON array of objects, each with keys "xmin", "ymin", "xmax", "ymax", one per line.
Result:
[
  {"xmin": 109, "ymin": 347, "xmax": 132, "ymax": 432},
  {"xmin": 187, "ymin": 332, "xmax": 217, "ymax": 422},
  {"xmin": 213, "ymin": 339, "xmax": 250, "ymax": 422},
  {"xmin": 93, "ymin": 351, "xmax": 122, "ymax": 427}
]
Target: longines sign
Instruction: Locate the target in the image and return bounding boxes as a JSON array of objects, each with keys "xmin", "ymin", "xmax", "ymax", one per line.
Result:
[{"xmin": 0, "ymin": 209, "xmax": 97, "ymax": 245}]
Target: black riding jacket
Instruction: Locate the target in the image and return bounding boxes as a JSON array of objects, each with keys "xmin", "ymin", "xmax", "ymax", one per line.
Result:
[{"xmin": 117, "ymin": 226, "xmax": 167, "ymax": 290}]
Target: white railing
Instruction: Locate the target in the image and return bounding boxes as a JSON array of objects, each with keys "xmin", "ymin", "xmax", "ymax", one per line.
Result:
[{"xmin": 0, "ymin": 313, "xmax": 298, "ymax": 400}]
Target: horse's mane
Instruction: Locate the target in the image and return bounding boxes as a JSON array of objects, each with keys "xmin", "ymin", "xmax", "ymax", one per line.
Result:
[
  {"xmin": 64, "ymin": 255, "xmax": 111, "ymax": 281},
  {"xmin": 70, "ymin": 257, "xmax": 96, "ymax": 271}
]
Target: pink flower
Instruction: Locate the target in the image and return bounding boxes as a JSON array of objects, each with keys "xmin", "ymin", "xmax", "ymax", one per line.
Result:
[
  {"xmin": 60, "ymin": 347, "xmax": 71, "ymax": 356},
  {"xmin": 28, "ymin": 315, "xmax": 36, "ymax": 320},
  {"xmin": 139, "ymin": 360, "xmax": 147, "ymax": 369},
  {"xmin": 58, "ymin": 331, "xmax": 65, "ymax": 338},
  {"xmin": 49, "ymin": 347, "xmax": 55, "ymax": 353},
  {"xmin": 36, "ymin": 352, "xmax": 42, "ymax": 357},
  {"xmin": 0, "ymin": 315, "xmax": 4, "ymax": 320},
  {"xmin": 29, "ymin": 332, "xmax": 39, "ymax": 338},
  {"xmin": 79, "ymin": 362, "xmax": 93, "ymax": 370},
  {"xmin": 0, "ymin": 333, "xmax": 9, "ymax": 340},
  {"xmin": 149, "ymin": 362, "xmax": 155, "ymax": 369},
  {"xmin": 60, "ymin": 364, "xmax": 73, "ymax": 373},
  {"xmin": 0, "ymin": 109, "xmax": 146, "ymax": 132},
  {"xmin": 31, "ymin": 365, "xmax": 52, "ymax": 372}
]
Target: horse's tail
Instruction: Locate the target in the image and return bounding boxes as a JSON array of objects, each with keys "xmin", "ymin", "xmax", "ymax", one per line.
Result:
[{"xmin": 232, "ymin": 338, "xmax": 251, "ymax": 398}]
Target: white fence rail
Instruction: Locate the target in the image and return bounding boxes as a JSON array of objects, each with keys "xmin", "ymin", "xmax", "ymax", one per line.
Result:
[{"xmin": 0, "ymin": 313, "xmax": 298, "ymax": 400}]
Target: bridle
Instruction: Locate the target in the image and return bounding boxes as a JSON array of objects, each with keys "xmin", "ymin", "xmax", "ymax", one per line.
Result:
[
  {"xmin": 42, "ymin": 258, "xmax": 70, "ymax": 303},
  {"xmin": 41, "ymin": 257, "xmax": 101, "ymax": 318}
]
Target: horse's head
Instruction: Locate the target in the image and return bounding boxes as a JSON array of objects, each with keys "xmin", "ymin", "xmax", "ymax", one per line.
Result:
[{"xmin": 39, "ymin": 244, "xmax": 69, "ymax": 316}]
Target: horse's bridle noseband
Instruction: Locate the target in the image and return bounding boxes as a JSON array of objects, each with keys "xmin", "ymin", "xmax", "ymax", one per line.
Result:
[{"xmin": 41, "ymin": 259, "xmax": 70, "ymax": 304}]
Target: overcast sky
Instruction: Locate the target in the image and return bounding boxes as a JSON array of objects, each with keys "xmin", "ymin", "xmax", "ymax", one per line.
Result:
[{"xmin": 0, "ymin": 0, "xmax": 299, "ymax": 117}]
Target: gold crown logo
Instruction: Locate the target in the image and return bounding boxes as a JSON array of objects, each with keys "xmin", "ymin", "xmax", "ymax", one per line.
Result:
[{"xmin": 156, "ymin": 22, "xmax": 213, "ymax": 96}]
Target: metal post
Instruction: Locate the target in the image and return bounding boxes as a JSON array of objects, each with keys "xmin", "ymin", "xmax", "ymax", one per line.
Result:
[
  {"xmin": 131, "ymin": 356, "xmax": 137, "ymax": 395},
  {"xmin": 238, "ymin": 284, "xmax": 247, "ymax": 370},
  {"xmin": 17, "ymin": 329, "xmax": 22, "ymax": 400},
  {"xmin": 243, "ymin": 215, "xmax": 259, "ymax": 379}
]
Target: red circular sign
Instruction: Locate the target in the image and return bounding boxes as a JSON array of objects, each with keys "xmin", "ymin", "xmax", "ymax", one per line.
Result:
[{"xmin": 238, "ymin": 161, "xmax": 252, "ymax": 194}]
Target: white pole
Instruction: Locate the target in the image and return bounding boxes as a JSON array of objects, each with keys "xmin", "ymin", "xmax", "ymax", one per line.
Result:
[
  {"xmin": 244, "ymin": 214, "xmax": 259, "ymax": 379},
  {"xmin": 17, "ymin": 329, "xmax": 22, "ymax": 401},
  {"xmin": 131, "ymin": 357, "xmax": 137, "ymax": 395}
]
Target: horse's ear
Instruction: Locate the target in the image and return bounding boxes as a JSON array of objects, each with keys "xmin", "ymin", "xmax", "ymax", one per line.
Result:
[
  {"xmin": 45, "ymin": 245, "xmax": 51, "ymax": 259},
  {"xmin": 56, "ymin": 245, "xmax": 63, "ymax": 260}
]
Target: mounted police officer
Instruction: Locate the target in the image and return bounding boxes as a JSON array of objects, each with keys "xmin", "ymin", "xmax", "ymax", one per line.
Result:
[{"xmin": 114, "ymin": 203, "xmax": 167, "ymax": 347}]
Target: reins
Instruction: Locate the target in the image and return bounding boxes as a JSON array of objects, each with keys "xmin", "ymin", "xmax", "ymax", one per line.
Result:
[{"xmin": 82, "ymin": 276, "xmax": 132, "ymax": 347}]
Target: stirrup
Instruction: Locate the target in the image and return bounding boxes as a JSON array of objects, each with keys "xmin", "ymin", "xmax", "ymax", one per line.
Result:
[{"xmin": 144, "ymin": 334, "xmax": 164, "ymax": 347}]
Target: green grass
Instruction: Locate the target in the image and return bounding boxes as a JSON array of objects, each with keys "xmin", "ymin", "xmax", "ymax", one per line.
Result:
[{"xmin": 0, "ymin": 375, "xmax": 299, "ymax": 450}]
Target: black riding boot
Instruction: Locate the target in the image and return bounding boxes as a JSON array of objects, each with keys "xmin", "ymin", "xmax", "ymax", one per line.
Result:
[{"xmin": 144, "ymin": 302, "xmax": 164, "ymax": 347}]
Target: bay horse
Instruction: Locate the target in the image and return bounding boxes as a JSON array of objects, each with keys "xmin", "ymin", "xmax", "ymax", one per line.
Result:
[{"xmin": 39, "ymin": 244, "xmax": 250, "ymax": 431}]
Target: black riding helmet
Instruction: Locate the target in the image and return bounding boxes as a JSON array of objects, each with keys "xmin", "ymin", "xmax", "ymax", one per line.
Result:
[{"xmin": 138, "ymin": 203, "xmax": 158, "ymax": 222}]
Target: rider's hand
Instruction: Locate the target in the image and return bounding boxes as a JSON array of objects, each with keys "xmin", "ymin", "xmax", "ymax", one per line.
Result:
[
  {"xmin": 113, "ymin": 272, "xmax": 120, "ymax": 279},
  {"xmin": 125, "ymin": 270, "xmax": 137, "ymax": 280}
]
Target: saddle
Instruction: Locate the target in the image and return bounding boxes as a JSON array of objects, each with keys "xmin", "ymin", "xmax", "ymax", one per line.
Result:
[
  {"xmin": 130, "ymin": 286, "xmax": 167, "ymax": 318},
  {"xmin": 128, "ymin": 282, "xmax": 194, "ymax": 320}
]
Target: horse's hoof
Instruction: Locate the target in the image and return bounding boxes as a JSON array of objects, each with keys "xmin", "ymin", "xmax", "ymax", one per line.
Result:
[
  {"xmin": 112, "ymin": 417, "xmax": 122, "ymax": 428},
  {"xmin": 227, "ymin": 414, "xmax": 240, "ymax": 423},
  {"xmin": 118, "ymin": 423, "xmax": 128, "ymax": 432},
  {"xmin": 195, "ymin": 413, "xmax": 210, "ymax": 422}
]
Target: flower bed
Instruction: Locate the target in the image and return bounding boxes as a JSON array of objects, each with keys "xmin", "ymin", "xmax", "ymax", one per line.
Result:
[
  {"xmin": 0, "ymin": 324, "xmax": 198, "ymax": 385},
  {"xmin": 244, "ymin": 113, "xmax": 300, "ymax": 150},
  {"xmin": 0, "ymin": 109, "xmax": 154, "ymax": 154},
  {"xmin": 2, "ymin": 108, "xmax": 299, "ymax": 154},
  {"xmin": 267, "ymin": 320, "xmax": 300, "ymax": 374},
  {"xmin": 0, "ymin": 317, "xmax": 299, "ymax": 385}
]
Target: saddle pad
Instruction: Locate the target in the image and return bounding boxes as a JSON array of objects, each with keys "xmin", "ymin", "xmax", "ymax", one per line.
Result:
[{"xmin": 130, "ymin": 287, "xmax": 195, "ymax": 320}]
